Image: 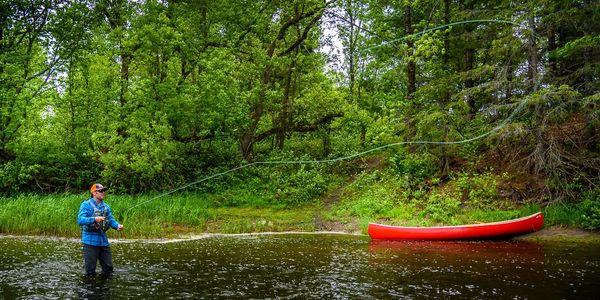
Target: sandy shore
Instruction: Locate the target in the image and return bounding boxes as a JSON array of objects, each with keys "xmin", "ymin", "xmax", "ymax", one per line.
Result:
[{"xmin": 515, "ymin": 226, "xmax": 600, "ymax": 243}]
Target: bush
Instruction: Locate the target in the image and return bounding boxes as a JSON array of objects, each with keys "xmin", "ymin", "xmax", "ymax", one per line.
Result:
[
  {"xmin": 578, "ymin": 190, "xmax": 600, "ymax": 230},
  {"xmin": 0, "ymin": 161, "xmax": 41, "ymax": 195},
  {"xmin": 273, "ymin": 164, "xmax": 328, "ymax": 206},
  {"xmin": 420, "ymin": 189, "xmax": 461, "ymax": 224},
  {"xmin": 333, "ymin": 186, "xmax": 394, "ymax": 218},
  {"xmin": 455, "ymin": 171, "xmax": 501, "ymax": 209},
  {"xmin": 390, "ymin": 152, "xmax": 438, "ymax": 182},
  {"xmin": 262, "ymin": 152, "xmax": 332, "ymax": 206}
]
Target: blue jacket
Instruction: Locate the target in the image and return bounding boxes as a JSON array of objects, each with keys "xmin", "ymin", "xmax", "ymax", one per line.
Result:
[{"xmin": 77, "ymin": 198, "xmax": 120, "ymax": 247}]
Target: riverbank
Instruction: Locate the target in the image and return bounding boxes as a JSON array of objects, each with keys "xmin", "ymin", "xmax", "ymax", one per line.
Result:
[
  {"xmin": 2, "ymin": 225, "xmax": 599, "ymax": 244},
  {"xmin": 3, "ymin": 152, "xmax": 599, "ymax": 238},
  {"xmin": 515, "ymin": 226, "xmax": 600, "ymax": 243},
  {"xmin": 0, "ymin": 192, "xmax": 598, "ymax": 240}
]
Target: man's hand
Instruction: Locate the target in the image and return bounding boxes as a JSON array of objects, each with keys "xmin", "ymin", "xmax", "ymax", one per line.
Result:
[
  {"xmin": 117, "ymin": 224, "xmax": 124, "ymax": 231},
  {"xmin": 95, "ymin": 216, "xmax": 105, "ymax": 223}
]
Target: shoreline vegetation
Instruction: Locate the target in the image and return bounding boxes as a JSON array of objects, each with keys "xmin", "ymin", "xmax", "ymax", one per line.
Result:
[
  {"xmin": 1, "ymin": 154, "xmax": 599, "ymax": 242},
  {"xmin": 0, "ymin": 156, "xmax": 600, "ymax": 240},
  {"xmin": 1, "ymin": 189, "xmax": 598, "ymax": 243}
]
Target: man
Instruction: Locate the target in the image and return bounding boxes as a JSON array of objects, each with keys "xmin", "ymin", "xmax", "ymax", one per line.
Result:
[{"xmin": 77, "ymin": 183, "xmax": 124, "ymax": 275}]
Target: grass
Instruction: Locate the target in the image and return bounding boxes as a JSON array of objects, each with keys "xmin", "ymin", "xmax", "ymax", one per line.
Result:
[
  {"xmin": 0, "ymin": 193, "xmax": 321, "ymax": 238},
  {"xmin": 0, "ymin": 191, "xmax": 595, "ymax": 239},
  {"xmin": 0, "ymin": 160, "xmax": 597, "ymax": 238},
  {"xmin": 322, "ymin": 168, "xmax": 598, "ymax": 234}
]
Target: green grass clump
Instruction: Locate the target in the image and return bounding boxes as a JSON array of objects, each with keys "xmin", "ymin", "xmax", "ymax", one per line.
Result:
[{"xmin": 0, "ymin": 193, "xmax": 320, "ymax": 238}]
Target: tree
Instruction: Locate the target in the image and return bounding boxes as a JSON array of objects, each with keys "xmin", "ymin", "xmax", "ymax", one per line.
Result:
[
  {"xmin": 235, "ymin": 0, "xmax": 338, "ymax": 160},
  {"xmin": 0, "ymin": 0, "xmax": 53, "ymax": 162}
]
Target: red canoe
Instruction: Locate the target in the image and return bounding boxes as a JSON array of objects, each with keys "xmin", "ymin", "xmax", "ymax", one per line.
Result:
[{"xmin": 368, "ymin": 212, "xmax": 544, "ymax": 240}]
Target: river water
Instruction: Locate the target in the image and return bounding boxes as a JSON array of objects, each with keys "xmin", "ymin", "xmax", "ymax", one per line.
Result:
[{"xmin": 0, "ymin": 234, "xmax": 598, "ymax": 299}]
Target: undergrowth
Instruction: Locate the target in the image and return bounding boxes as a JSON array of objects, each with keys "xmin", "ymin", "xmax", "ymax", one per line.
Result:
[{"xmin": 0, "ymin": 155, "xmax": 598, "ymax": 238}]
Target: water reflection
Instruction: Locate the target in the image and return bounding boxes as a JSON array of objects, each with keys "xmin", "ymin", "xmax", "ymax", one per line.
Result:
[
  {"xmin": 365, "ymin": 240, "xmax": 545, "ymax": 297},
  {"xmin": 79, "ymin": 273, "xmax": 113, "ymax": 299},
  {"xmin": 369, "ymin": 239, "xmax": 545, "ymax": 263},
  {"xmin": 1, "ymin": 235, "xmax": 599, "ymax": 299}
]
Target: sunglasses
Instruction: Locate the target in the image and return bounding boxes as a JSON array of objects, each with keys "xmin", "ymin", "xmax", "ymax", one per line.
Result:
[{"xmin": 96, "ymin": 189, "xmax": 107, "ymax": 193}]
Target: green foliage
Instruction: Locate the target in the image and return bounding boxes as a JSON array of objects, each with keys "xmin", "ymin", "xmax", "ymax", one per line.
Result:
[
  {"xmin": 552, "ymin": 35, "xmax": 600, "ymax": 59},
  {"xmin": 0, "ymin": 193, "xmax": 319, "ymax": 237},
  {"xmin": 578, "ymin": 190, "xmax": 600, "ymax": 230},
  {"xmin": 542, "ymin": 204, "xmax": 583, "ymax": 227},
  {"xmin": 265, "ymin": 153, "xmax": 332, "ymax": 207},
  {"xmin": 455, "ymin": 171, "xmax": 501, "ymax": 209},
  {"xmin": 462, "ymin": 209, "xmax": 523, "ymax": 223},
  {"xmin": 278, "ymin": 166, "xmax": 328, "ymax": 206},
  {"xmin": 95, "ymin": 116, "xmax": 179, "ymax": 193},
  {"xmin": 0, "ymin": 161, "xmax": 41, "ymax": 194},
  {"xmin": 346, "ymin": 169, "xmax": 385, "ymax": 193},
  {"xmin": 420, "ymin": 189, "xmax": 461, "ymax": 224},
  {"xmin": 390, "ymin": 152, "xmax": 438, "ymax": 182},
  {"xmin": 352, "ymin": 192, "xmax": 394, "ymax": 217}
]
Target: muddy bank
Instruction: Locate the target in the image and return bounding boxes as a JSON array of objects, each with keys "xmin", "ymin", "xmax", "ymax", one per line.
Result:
[
  {"xmin": 2, "ymin": 226, "xmax": 598, "ymax": 244},
  {"xmin": 515, "ymin": 226, "xmax": 600, "ymax": 243}
]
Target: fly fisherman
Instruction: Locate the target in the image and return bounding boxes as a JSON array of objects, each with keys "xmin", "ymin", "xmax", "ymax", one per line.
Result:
[{"xmin": 77, "ymin": 183, "xmax": 124, "ymax": 275}]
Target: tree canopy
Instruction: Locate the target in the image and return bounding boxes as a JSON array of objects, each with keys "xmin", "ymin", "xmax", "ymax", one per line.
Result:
[{"xmin": 1, "ymin": 0, "xmax": 598, "ymax": 202}]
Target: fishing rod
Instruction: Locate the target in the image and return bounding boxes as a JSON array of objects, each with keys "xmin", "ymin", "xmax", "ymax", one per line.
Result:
[{"xmin": 121, "ymin": 17, "xmax": 540, "ymax": 219}]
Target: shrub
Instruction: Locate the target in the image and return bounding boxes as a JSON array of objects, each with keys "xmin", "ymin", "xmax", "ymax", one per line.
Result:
[
  {"xmin": 275, "ymin": 165, "xmax": 328, "ymax": 206},
  {"xmin": 455, "ymin": 171, "xmax": 500, "ymax": 209},
  {"xmin": 420, "ymin": 189, "xmax": 461, "ymax": 224},
  {"xmin": 261, "ymin": 152, "xmax": 332, "ymax": 207},
  {"xmin": 0, "ymin": 161, "xmax": 41, "ymax": 195},
  {"xmin": 390, "ymin": 152, "xmax": 438, "ymax": 182},
  {"xmin": 578, "ymin": 190, "xmax": 600, "ymax": 230}
]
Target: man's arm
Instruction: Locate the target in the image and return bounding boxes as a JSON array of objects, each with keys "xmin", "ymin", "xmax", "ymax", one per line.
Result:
[
  {"xmin": 106, "ymin": 206, "xmax": 123, "ymax": 230},
  {"xmin": 77, "ymin": 202, "xmax": 95, "ymax": 226}
]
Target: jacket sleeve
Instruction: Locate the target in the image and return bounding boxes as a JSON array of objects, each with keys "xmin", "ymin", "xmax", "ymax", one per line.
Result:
[
  {"xmin": 77, "ymin": 201, "xmax": 95, "ymax": 226},
  {"xmin": 106, "ymin": 205, "xmax": 120, "ymax": 229}
]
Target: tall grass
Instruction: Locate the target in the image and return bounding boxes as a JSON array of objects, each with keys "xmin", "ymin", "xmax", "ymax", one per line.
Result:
[
  {"xmin": 1, "ymin": 159, "xmax": 596, "ymax": 238},
  {"xmin": 0, "ymin": 194, "xmax": 84, "ymax": 236},
  {"xmin": 0, "ymin": 193, "xmax": 319, "ymax": 238}
]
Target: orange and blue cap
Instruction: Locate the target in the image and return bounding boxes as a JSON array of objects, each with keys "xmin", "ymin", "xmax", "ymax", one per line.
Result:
[{"xmin": 90, "ymin": 183, "xmax": 107, "ymax": 193}]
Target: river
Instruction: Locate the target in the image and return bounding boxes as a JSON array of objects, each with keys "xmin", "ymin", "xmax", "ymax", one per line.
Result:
[{"xmin": 1, "ymin": 234, "xmax": 598, "ymax": 299}]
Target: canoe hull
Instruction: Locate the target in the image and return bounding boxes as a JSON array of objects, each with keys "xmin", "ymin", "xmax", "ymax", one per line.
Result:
[{"xmin": 368, "ymin": 212, "xmax": 544, "ymax": 240}]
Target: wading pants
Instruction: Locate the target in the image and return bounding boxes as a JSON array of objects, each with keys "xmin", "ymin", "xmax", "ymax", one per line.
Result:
[{"xmin": 83, "ymin": 244, "xmax": 114, "ymax": 275}]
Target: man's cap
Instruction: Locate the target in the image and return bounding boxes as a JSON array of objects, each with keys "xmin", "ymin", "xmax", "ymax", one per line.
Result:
[{"xmin": 90, "ymin": 183, "xmax": 107, "ymax": 193}]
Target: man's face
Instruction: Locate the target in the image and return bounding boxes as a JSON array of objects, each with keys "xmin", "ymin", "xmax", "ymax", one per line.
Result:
[{"xmin": 94, "ymin": 189, "xmax": 106, "ymax": 201}]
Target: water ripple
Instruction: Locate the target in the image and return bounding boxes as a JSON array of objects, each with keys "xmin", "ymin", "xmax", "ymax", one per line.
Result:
[{"xmin": 1, "ymin": 235, "xmax": 599, "ymax": 299}]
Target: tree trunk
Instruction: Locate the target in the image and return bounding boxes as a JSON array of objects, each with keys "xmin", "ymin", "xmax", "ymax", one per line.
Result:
[
  {"xmin": 505, "ymin": 57, "xmax": 513, "ymax": 100},
  {"xmin": 527, "ymin": 17, "xmax": 539, "ymax": 92},
  {"xmin": 119, "ymin": 51, "xmax": 130, "ymax": 107},
  {"xmin": 345, "ymin": 0, "xmax": 360, "ymax": 103},
  {"xmin": 547, "ymin": 23, "xmax": 557, "ymax": 80},
  {"xmin": 440, "ymin": 0, "xmax": 451, "ymax": 177},
  {"xmin": 582, "ymin": 47, "xmax": 598, "ymax": 150},
  {"xmin": 465, "ymin": 48, "xmax": 476, "ymax": 119},
  {"xmin": 528, "ymin": 14, "xmax": 546, "ymax": 175},
  {"xmin": 404, "ymin": 4, "xmax": 416, "ymax": 99},
  {"xmin": 404, "ymin": 2, "xmax": 416, "ymax": 150},
  {"xmin": 238, "ymin": 4, "xmax": 326, "ymax": 161},
  {"xmin": 276, "ymin": 59, "xmax": 295, "ymax": 150}
]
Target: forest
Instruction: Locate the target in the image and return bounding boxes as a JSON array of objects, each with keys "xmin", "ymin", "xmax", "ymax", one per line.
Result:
[{"xmin": 1, "ymin": 0, "xmax": 599, "ymax": 233}]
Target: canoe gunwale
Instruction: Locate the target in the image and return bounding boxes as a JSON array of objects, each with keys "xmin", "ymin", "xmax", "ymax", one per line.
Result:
[
  {"xmin": 368, "ymin": 212, "xmax": 542, "ymax": 229},
  {"xmin": 368, "ymin": 212, "xmax": 544, "ymax": 240}
]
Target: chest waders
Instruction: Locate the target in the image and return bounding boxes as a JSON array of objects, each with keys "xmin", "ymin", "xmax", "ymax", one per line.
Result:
[{"xmin": 84, "ymin": 200, "xmax": 110, "ymax": 232}]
